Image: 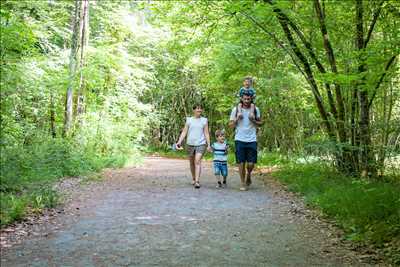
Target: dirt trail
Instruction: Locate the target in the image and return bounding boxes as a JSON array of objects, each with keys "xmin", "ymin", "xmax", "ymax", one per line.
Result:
[{"xmin": 1, "ymin": 157, "xmax": 373, "ymax": 266}]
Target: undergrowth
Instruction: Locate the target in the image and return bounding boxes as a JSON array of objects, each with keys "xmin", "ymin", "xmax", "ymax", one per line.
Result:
[
  {"xmin": 0, "ymin": 138, "xmax": 143, "ymax": 227},
  {"xmin": 271, "ymin": 161, "xmax": 400, "ymax": 264}
]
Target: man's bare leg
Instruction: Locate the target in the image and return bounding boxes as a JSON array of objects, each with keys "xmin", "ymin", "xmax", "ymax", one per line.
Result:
[
  {"xmin": 238, "ymin": 163, "xmax": 247, "ymax": 190},
  {"xmin": 246, "ymin": 162, "xmax": 255, "ymax": 186}
]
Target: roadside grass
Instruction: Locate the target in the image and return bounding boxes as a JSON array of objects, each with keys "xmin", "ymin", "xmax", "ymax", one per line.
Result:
[
  {"xmin": 268, "ymin": 160, "xmax": 400, "ymax": 264},
  {"xmin": 0, "ymin": 139, "xmax": 143, "ymax": 227},
  {"xmin": 146, "ymin": 145, "xmax": 187, "ymax": 159}
]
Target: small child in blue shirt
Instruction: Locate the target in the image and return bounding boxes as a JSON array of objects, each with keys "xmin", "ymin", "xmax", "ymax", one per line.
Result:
[
  {"xmin": 237, "ymin": 76, "xmax": 256, "ymax": 120},
  {"xmin": 211, "ymin": 130, "xmax": 229, "ymax": 188}
]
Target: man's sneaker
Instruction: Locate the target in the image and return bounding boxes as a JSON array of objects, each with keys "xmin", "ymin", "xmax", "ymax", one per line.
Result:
[{"xmin": 216, "ymin": 181, "xmax": 222, "ymax": 189}]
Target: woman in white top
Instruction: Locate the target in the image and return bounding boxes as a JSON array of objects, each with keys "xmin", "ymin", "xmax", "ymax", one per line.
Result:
[{"xmin": 176, "ymin": 104, "xmax": 212, "ymax": 188}]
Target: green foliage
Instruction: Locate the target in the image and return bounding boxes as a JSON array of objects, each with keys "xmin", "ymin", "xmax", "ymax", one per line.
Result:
[
  {"xmin": 148, "ymin": 0, "xmax": 400, "ymax": 178},
  {"xmin": 0, "ymin": 193, "xmax": 28, "ymax": 226},
  {"xmin": 30, "ymin": 188, "xmax": 60, "ymax": 211},
  {"xmin": 0, "ymin": 4, "xmax": 399, "ymax": 265},
  {"xmin": 273, "ymin": 163, "xmax": 400, "ymax": 247},
  {"xmin": 0, "ymin": 1, "xmax": 157, "ymax": 226}
]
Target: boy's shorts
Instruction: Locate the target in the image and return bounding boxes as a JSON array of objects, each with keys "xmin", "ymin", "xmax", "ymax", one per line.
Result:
[
  {"xmin": 186, "ymin": 144, "xmax": 206, "ymax": 156},
  {"xmin": 213, "ymin": 161, "xmax": 228, "ymax": 177},
  {"xmin": 235, "ymin": 141, "xmax": 257, "ymax": 164}
]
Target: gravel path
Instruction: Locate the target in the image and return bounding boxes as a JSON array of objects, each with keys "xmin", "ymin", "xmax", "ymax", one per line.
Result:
[{"xmin": 0, "ymin": 157, "xmax": 372, "ymax": 266}]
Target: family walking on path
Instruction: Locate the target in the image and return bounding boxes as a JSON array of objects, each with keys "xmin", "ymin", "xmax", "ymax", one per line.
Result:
[{"xmin": 176, "ymin": 77, "xmax": 262, "ymax": 190}]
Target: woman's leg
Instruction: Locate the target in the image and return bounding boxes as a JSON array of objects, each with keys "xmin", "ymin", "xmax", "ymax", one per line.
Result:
[
  {"xmin": 194, "ymin": 152, "xmax": 204, "ymax": 182},
  {"xmin": 189, "ymin": 155, "xmax": 195, "ymax": 183}
]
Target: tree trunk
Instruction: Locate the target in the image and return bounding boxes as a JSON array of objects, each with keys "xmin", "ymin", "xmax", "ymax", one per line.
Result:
[
  {"xmin": 63, "ymin": 0, "xmax": 81, "ymax": 137},
  {"xmin": 76, "ymin": 0, "xmax": 89, "ymax": 117},
  {"xmin": 50, "ymin": 92, "xmax": 56, "ymax": 138},
  {"xmin": 313, "ymin": 0, "xmax": 356, "ymax": 173},
  {"xmin": 356, "ymin": 0, "xmax": 376, "ymax": 177}
]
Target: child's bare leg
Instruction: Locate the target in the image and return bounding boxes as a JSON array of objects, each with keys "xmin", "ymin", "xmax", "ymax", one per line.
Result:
[
  {"xmin": 215, "ymin": 174, "xmax": 222, "ymax": 188},
  {"xmin": 237, "ymin": 103, "xmax": 243, "ymax": 119},
  {"xmin": 249, "ymin": 103, "xmax": 255, "ymax": 120}
]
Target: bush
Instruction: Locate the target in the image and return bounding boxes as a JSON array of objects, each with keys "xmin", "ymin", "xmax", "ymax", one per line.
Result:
[
  {"xmin": 0, "ymin": 193, "xmax": 28, "ymax": 226},
  {"xmin": 273, "ymin": 163, "xmax": 400, "ymax": 246},
  {"xmin": 0, "ymin": 126, "xmax": 145, "ymax": 226}
]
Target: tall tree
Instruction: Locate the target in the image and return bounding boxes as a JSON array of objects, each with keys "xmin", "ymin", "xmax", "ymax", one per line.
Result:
[
  {"xmin": 76, "ymin": 0, "xmax": 89, "ymax": 117},
  {"xmin": 63, "ymin": 0, "xmax": 81, "ymax": 136},
  {"xmin": 149, "ymin": 0, "xmax": 399, "ymax": 177}
]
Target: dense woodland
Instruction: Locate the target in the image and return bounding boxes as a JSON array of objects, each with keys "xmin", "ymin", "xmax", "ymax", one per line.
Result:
[{"xmin": 0, "ymin": 0, "xmax": 399, "ymax": 263}]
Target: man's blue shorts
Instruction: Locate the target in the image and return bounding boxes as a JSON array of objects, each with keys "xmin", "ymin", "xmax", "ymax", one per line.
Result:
[
  {"xmin": 235, "ymin": 141, "xmax": 257, "ymax": 164},
  {"xmin": 213, "ymin": 161, "xmax": 228, "ymax": 177}
]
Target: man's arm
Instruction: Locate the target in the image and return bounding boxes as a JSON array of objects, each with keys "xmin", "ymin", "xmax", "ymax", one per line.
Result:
[
  {"xmin": 251, "ymin": 118, "xmax": 263, "ymax": 127},
  {"xmin": 251, "ymin": 108, "xmax": 263, "ymax": 126},
  {"xmin": 229, "ymin": 107, "xmax": 238, "ymax": 128},
  {"xmin": 229, "ymin": 118, "xmax": 238, "ymax": 129}
]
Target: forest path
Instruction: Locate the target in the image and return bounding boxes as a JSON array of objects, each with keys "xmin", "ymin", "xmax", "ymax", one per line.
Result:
[{"xmin": 1, "ymin": 157, "xmax": 369, "ymax": 266}]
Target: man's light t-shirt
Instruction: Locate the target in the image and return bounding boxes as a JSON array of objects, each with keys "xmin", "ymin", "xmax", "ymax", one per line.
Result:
[
  {"xmin": 229, "ymin": 107, "xmax": 260, "ymax": 142},
  {"xmin": 186, "ymin": 117, "xmax": 207, "ymax": 146}
]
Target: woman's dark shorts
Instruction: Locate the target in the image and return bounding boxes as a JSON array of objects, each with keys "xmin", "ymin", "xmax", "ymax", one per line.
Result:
[{"xmin": 235, "ymin": 141, "xmax": 257, "ymax": 164}]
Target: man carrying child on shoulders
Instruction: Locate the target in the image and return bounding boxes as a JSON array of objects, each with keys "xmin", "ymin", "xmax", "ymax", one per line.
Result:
[{"xmin": 229, "ymin": 77, "xmax": 262, "ymax": 191}]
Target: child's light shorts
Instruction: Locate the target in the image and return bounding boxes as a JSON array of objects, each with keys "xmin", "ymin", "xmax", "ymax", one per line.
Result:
[{"xmin": 213, "ymin": 161, "xmax": 228, "ymax": 177}]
